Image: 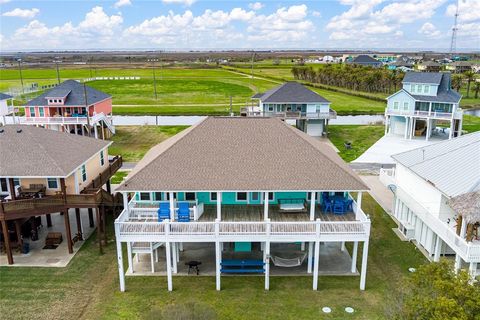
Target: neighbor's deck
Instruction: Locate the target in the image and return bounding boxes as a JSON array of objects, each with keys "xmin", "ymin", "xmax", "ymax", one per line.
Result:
[{"xmin": 199, "ymin": 205, "xmax": 355, "ymax": 222}]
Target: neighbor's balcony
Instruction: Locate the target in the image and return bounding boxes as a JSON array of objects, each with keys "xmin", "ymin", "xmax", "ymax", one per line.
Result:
[
  {"xmin": 115, "ymin": 195, "xmax": 370, "ymax": 243},
  {"xmin": 385, "ymin": 108, "xmax": 463, "ymax": 120},
  {"xmin": 241, "ymin": 107, "xmax": 337, "ymax": 120},
  {"xmin": 18, "ymin": 112, "xmax": 111, "ymax": 126}
]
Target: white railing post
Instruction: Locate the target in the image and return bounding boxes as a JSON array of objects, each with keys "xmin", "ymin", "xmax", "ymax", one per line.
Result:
[
  {"xmin": 193, "ymin": 205, "xmax": 198, "ymax": 221},
  {"xmin": 114, "ymin": 223, "xmax": 126, "ymax": 292},
  {"xmin": 356, "ymin": 192, "xmax": 363, "ymax": 220},
  {"xmin": 169, "ymin": 192, "xmax": 175, "ymax": 221},
  {"xmin": 360, "ymin": 239, "xmax": 369, "ymax": 290},
  {"xmin": 264, "ymin": 192, "xmax": 269, "ymax": 221},
  {"xmin": 351, "ymin": 241, "xmax": 358, "ymax": 273},
  {"xmin": 309, "ymin": 191, "xmax": 316, "ymax": 221},
  {"xmin": 216, "ymin": 192, "xmax": 222, "ymax": 221},
  {"xmin": 215, "ymin": 240, "xmax": 221, "ymax": 291}
]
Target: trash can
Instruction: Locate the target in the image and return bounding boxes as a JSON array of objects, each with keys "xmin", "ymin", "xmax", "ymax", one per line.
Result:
[{"xmin": 22, "ymin": 243, "xmax": 30, "ymax": 254}]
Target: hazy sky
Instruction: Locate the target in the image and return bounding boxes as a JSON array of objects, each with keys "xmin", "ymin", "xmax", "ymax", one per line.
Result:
[{"xmin": 0, "ymin": 0, "xmax": 479, "ymax": 51}]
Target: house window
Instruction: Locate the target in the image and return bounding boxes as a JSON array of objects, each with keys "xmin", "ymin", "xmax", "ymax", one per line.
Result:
[
  {"xmin": 100, "ymin": 151, "xmax": 105, "ymax": 166},
  {"xmin": 416, "ymin": 84, "xmax": 422, "ymax": 93},
  {"xmin": 47, "ymin": 178, "xmax": 58, "ymax": 189},
  {"xmin": 268, "ymin": 192, "xmax": 274, "ymax": 201},
  {"xmin": 139, "ymin": 192, "xmax": 151, "ymax": 201},
  {"xmin": 49, "ymin": 99, "xmax": 53, "ymax": 103},
  {"xmin": 29, "ymin": 107, "xmax": 35, "ymax": 117},
  {"xmin": 210, "ymin": 192, "xmax": 217, "ymax": 201},
  {"xmin": 251, "ymin": 192, "xmax": 260, "ymax": 201},
  {"xmin": 66, "ymin": 108, "xmax": 71, "ymax": 113},
  {"xmin": 236, "ymin": 192, "xmax": 247, "ymax": 201},
  {"xmin": 410, "ymin": 84, "xmax": 415, "ymax": 93},
  {"xmin": 13, "ymin": 178, "xmax": 20, "ymax": 186},
  {"xmin": 154, "ymin": 192, "xmax": 163, "ymax": 201},
  {"xmin": 0, "ymin": 178, "xmax": 8, "ymax": 192},
  {"xmin": 268, "ymin": 105, "xmax": 274, "ymax": 112},
  {"xmin": 39, "ymin": 107, "xmax": 44, "ymax": 117},
  {"xmin": 166, "ymin": 192, "xmax": 177, "ymax": 200},
  {"xmin": 403, "ymin": 102, "xmax": 409, "ymax": 110},
  {"xmin": 81, "ymin": 165, "xmax": 87, "ymax": 182},
  {"xmin": 185, "ymin": 192, "xmax": 196, "ymax": 201},
  {"xmin": 423, "ymin": 85, "xmax": 429, "ymax": 94},
  {"xmin": 393, "ymin": 101, "xmax": 399, "ymax": 110}
]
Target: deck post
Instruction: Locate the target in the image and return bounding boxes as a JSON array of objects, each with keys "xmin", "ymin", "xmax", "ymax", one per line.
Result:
[
  {"xmin": 150, "ymin": 242, "xmax": 155, "ymax": 273},
  {"xmin": 469, "ymin": 262, "xmax": 477, "ymax": 278},
  {"xmin": 360, "ymin": 240, "xmax": 369, "ymax": 290},
  {"xmin": 264, "ymin": 192, "xmax": 269, "ymax": 220},
  {"xmin": 215, "ymin": 240, "xmax": 221, "ymax": 291},
  {"xmin": 63, "ymin": 210, "xmax": 73, "ymax": 254},
  {"xmin": 426, "ymin": 118, "xmax": 431, "ymax": 141},
  {"xmin": 165, "ymin": 240, "xmax": 173, "ymax": 291},
  {"xmin": 169, "ymin": 192, "xmax": 175, "ymax": 221},
  {"xmin": 123, "ymin": 192, "xmax": 129, "ymax": 214},
  {"xmin": 127, "ymin": 242, "xmax": 133, "ymax": 273},
  {"xmin": 96, "ymin": 207, "xmax": 103, "ymax": 254},
  {"xmin": 216, "ymin": 192, "xmax": 222, "ymax": 220},
  {"xmin": 449, "ymin": 120, "xmax": 454, "ymax": 139},
  {"xmin": 172, "ymin": 242, "xmax": 178, "ymax": 274},
  {"xmin": 454, "ymin": 254, "xmax": 462, "ymax": 273},
  {"xmin": 433, "ymin": 236, "xmax": 442, "ymax": 262},
  {"xmin": 75, "ymin": 208, "xmax": 83, "ymax": 241},
  {"xmin": 313, "ymin": 241, "xmax": 320, "ymax": 290},
  {"xmin": 14, "ymin": 220, "xmax": 23, "ymax": 249},
  {"xmin": 356, "ymin": 192, "xmax": 363, "ymax": 220},
  {"xmin": 88, "ymin": 208, "xmax": 94, "ymax": 227},
  {"xmin": 8, "ymin": 178, "xmax": 16, "ymax": 200},
  {"xmin": 265, "ymin": 240, "xmax": 270, "ymax": 290},
  {"xmin": 309, "ymin": 191, "xmax": 316, "ymax": 221},
  {"xmin": 114, "ymin": 224, "xmax": 125, "ymax": 292},
  {"xmin": 94, "ymin": 125, "xmax": 98, "ymax": 139},
  {"xmin": 46, "ymin": 214, "xmax": 53, "ymax": 227},
  {"xmin": 351, "ymin": 241, "xmax": 358, "ymax": 273},
  {"xmin": 1, "ymin": 220, "xmax": 13, "ymax": 265},
  {"xmin": 307, "ymin": 241, "xmax": 313, "ymax": 273},
  {"xmin": 341, "ymin": 241, "xmax": 346, "ymax": 252}
]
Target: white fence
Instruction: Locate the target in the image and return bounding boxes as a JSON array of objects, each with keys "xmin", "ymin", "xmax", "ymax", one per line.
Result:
[{"xmin": 386, "ymin": 109, "xmax": 463, "ymax": 120}]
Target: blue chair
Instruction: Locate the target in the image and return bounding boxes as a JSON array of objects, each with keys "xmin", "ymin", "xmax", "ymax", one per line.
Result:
[
  {"xmin": 157, "ymin": 202, "xmax": 170, "ymax": 221},
  {"xmin": 345, "ymin": 199, "xmax": 353, "ymax": 212},
  {"xmin": 333, "ymin": 200, "xmax": 345, "ymax": 215},
  {"xmin": 177, "ymin": 202, "xmax": 190, "ymax": 222},
  {"xmin": 323, "ymin": 199, "xmax": 334, "ymax": 213}
]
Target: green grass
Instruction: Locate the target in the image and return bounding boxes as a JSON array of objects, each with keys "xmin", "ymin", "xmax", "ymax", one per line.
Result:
[
  {"xmin": 109, "ymin": 126, "xmax": 187, "ymax": 162},
  {"xmin": 0, "ymin": 194, "xmax": 427, "ymax": 320},
  {"xmin": 111, "ymin": 171, "xmax": 129, "ymax": 184},
  {"xmin": 328, "ymin": 126, "xmax": 385, "ymax": 162},
  {"xmin": 462, "ymin": 115, "xmax": 480, "ymax": 133}
]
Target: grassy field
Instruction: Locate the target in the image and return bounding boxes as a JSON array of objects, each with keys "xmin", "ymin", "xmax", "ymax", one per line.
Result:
[
  {"xmin": 328, "ymin": 126, "xmax": 385, "ymax": 162},
  {"xmin": 109, "ymin": 126, "xmax": 187, "ymax": 162},
  {"xmin": 0, "ymin": 194, "xmax": 427, "ymax": 320}
]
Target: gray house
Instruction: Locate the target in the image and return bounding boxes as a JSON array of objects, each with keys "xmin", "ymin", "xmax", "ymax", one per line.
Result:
[
  {"xmin": 242, "ymin": 82, "xmax": 336, "ymax": 137},
  {"xmin": 350, "ymin": 55, "xmax": 383, "ymax": 68}
]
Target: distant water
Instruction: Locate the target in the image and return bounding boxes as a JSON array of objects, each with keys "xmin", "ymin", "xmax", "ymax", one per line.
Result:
[{"xmin": 464, "ymin": 108, "xmax": 480, "ymax": 117}]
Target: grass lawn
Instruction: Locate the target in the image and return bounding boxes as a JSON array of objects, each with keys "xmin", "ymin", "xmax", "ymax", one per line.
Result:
[
  {"xmin": 0, "ymin": 194, "xmax": 427, "ymax": 320},
  {"xmin": 109, "ymin": 126, "xmax": 187, "ymax": 162},
  {"xmin": 462, "ymin": 114, "xmax": 480, "ymax": 133},
  {"xmin": 111, "ymin": 171, "xmax": 129, "ymax": 184},
  {"xmin": 328, "ymin": 125, "xmax": 385, "ymax": 162}
]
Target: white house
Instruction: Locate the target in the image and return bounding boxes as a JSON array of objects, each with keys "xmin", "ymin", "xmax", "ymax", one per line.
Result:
[
  {"xmin": 0, "ymin": 93, "xmax": 14, "ymax": 125},
  {"xmin": 385, "ymin": 72, "xmax": 463, "ymax": 141},
  {"xmin": 383, "ymin": 132, "xmax": 480, "ymax": 277}
]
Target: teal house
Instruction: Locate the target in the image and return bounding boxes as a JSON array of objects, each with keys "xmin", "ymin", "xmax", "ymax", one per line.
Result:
[{"xmin": 385, "ymin": 72, "xmax": 463, "ymax": 140}]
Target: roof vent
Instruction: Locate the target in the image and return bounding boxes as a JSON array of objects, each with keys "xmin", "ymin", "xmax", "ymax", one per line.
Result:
[{"xmin": 16, "ymin": 129, "xmax": 22, "ymax": 133}]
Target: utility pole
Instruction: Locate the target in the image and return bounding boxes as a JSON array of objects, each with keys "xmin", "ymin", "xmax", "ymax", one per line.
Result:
[
  {"xmin": 148, "ymin": 58, "xmax": 159, "ymax": 100},
  {"xmin": 83, "ymin": 83, "xmax": 91, "ymax": 137},
  {"xmin": 229, "ymin": 95, "xmax": 233, "ymax": 116},
  {"xmin": 449, "ymin": 0, "xmax": 459, "ymax": 56},
  {"xmin": 17, "ymin": 58, "xmax": 24, "ymax": 94},
  {"xmin": 250, "ymin": 51, "xmax": 255, "ymax": 85},
  {"xmin": 53, "ymin": 57, "xmax": 61, "ymax": 84}
]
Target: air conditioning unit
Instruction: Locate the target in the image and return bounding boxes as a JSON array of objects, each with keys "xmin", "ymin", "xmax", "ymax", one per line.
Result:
[{"xmin": 399, "ymin": 222, "xmax": 415, "ymax": 240}]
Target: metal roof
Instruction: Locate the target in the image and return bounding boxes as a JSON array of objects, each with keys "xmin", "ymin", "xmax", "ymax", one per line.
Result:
[
  {"xmin": 402, "ymin": 72, "xmax": 443, "ymax": 84},
  {"xmin": 26, "ymin": 80, "xmax": 111, "ymax": 107},
  {"xmin": 392, "ymin": 132, "xmax": 480, "ymax": 198},
  {"xmin": 117, "ymin": 117, "xmax": 367, "ymax": 192},
  {"xmin": 0, "ymin": 125, "xmax": 111, "ymax": 177},
  {"xmin": 254, "ymin": 82, "xmax": 330, "ymax": 104}
]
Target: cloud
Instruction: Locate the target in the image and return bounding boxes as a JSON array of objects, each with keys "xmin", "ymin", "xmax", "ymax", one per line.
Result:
[
  {"xmin": 312, "ymin": 10, "xmax": 321, "ymax": 17},
  {"xmin": 0, "ymin": 0, "xmax": 11, "ymax": 3},
  {"xmin": 418, "ymin": 22, "xmax": 441, "ymax": 38},
  {"xmin": 2, "ymin": 8, "xmax": 39, "ymax": 19},
  {"xmin": 248, "ymin": 2, "xmax": 264, "ymax": 10},
  {"xmin": 114, "ymin": 0, "xmax": 132, "ymax": 8},
  {"xmin": 162, "ymin": 0, "xmax": 196, "ymax": 6},
  {"xmin": 326, "ymin": 0, "xmax": 446, "ymax": 44},
  {"xmin": 445, "ymin": 0, "xmax": 480, "ymax": 23}
]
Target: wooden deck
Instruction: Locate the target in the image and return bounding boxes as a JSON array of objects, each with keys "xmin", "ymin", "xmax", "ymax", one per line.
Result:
[{"xmin": 199, "ymin": 205, "xmax": 355, "ymax": 222}]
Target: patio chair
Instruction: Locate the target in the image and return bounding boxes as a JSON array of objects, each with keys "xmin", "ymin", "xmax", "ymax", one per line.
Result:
[
  {"xmin": 177, "ymin": 202, "xmax": 190, "ymax": 222},
  {"xmin": 157, "ymin": 203, "xmax": 170, "ymax": 221},
  {"xmin": 323, "ymin": 200, "xmax": 334, "ymax": 213},
  {"xmin": 345, "ymin": 199, "xmax": 353, "ymax": 212},
  {"xmin": 333, "ymin": 201, "xmax": 345, "ymax": 215}
]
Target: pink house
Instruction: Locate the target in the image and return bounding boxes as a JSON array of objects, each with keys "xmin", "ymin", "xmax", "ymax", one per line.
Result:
[{"xmin": 21, "ymin": 80, "xmax": 115, "ymax": 139}]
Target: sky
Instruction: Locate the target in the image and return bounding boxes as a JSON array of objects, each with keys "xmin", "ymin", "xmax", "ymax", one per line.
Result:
[{"xmin": 0, "ymin": 0, "xmax": 479, "ymax": 51}]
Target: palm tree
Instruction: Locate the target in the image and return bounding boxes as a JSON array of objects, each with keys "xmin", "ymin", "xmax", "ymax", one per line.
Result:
[
  {"xmin": 451, "ymin": 74, "xmax": 463, "ymax": 92},
  {"xmin": 463, "ymin": 71, "xmax": 475, "ymax": 98},
  {"xmin": 474, "ymin": 81, "xmax": 480, "ymax": 99}
]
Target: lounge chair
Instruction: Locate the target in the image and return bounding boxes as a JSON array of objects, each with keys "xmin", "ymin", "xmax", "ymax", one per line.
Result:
[
  {"xmin": 157, "ymin": 203, "xmax": 170, "ymax": 221},
  {"xmin": 177, "ymin": 202, "xmax": 190, "ymax": 222},
  {"xmin": 333, "ymin": 200, "xmax": 345, "ymax": 215}
]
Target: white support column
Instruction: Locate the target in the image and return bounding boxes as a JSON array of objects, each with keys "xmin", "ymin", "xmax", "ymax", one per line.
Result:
[
  {"xmin": 384, "ymin": 115, "xmax": 388, "ymax": 135},
  {"xmin": 94, "ymin": 125, "xmax": 98, "ymax": 139},
  {"xmin": 341, "ymin": 241, "xmax": 346, "ymax": 252},
  {"xmin": 264, "ymin": 192, "xmax": 269, "ymax": 221},
  {"xmin": 312, "ymin": 241, "xmax": 320, "ymax": 290},
  {"xmin": 449, "ymin": 120, "xmax": 454, "ymax": 139},
  {"xmin": 172, "ymin": 242, "xmax": 178, "ymax": 274},
  {"xmin": 115, "ymin": 228, "xmax": 125, "ymax": 292},
  {"xmin": 351, "ymin": 241, "xmax": 358, "ymax": 273},
  {"xmin": 356, "ymin": 192, "xmax": 363, "ymax": 220},
  {"xmin": 309, "ymin": 191, "xmax": 316, "ymax": 221},
  {"xmin": 469, "ymin": 262, "xmax": 477, "ymax": 278},
  {"xmin": 123, "ymin": 192, "xmax": 129, "ymax": 214},
  {"xmin": 360, "ymin": 240, "xmax": 369, "ymax": 290},
  {"xmin": 307, "ymin": 242, "xmax": 313, "ymax": 273},
  {"xmin": 169, "ymin": 192, "xmax": 175, "ymax": 221},
  {"xmin": 155, "ymin": 248, "xmax": 159, "ymax": 262},
  {"xmin": 404, "ymin": 117, "xmax": 409, "ymax": 139},
  {"xmin": 265, "ymin": 240, "xmax": 270, "ymax": 290},
  {"xmin": 176, "ymin": 242, "xmax": 180, "ymax": 262},
  {"xmin": 454, "ymin": 254, "xmax": 462, "ymax": 274},
  {"xmin": 457, "ymin": 119, "xmax": 463, "ymax": 137},
  {"xmin": 460, "ymin": 219, "xmax": 467, "ymax": 239},
  {"xmin": 165, "ymin": 241, "xmax": 173, "ymax": 291},
  {"xmin": 150, "ymin": 242, "xmax": 155, "ymax": 273},
  {"xmin": 215, "ymin": 241, "xmax": 221, "ymax": 291},
  {"xmin": 216, "ymin": 192, "xmax": 222, "ymax": 221},
  {"xmin": 426, "ymin": 118, "xmax": 431, "ymax": 141},
  {"xmin": 433, "ymin": 236, "xmax": 442, "ymax": 262},
  {"xmin": 179, "ymin": 242, "xmax": 184, "ymax": 252},
  {"xmin": 127, "ymin": 242, "xmax": 133, "ymax": 273}
]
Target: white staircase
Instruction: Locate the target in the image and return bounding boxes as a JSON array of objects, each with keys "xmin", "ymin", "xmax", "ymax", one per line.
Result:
[{"xmin": 91, "ymin": 112, "xmax": 115, "ymax": 134}]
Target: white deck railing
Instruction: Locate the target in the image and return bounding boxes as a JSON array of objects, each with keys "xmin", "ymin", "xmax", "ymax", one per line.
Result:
[
  {"xmin": 115, "ymin": 199, "xmax": 371, "ymax": 242},
  {"xmin": 396, "ymin": 186, "xmax": 480, "ymax": 262},
  {"xmin": 18, "ymin": 112, "xmax": 114, "ymax": 128},
  {"xmin": 385, "ymin": 109, "xmax": 463, "ymax": 120},
  {"xmin": 242, "ymin": 109, "xmax": 337, "ymax": 120}
]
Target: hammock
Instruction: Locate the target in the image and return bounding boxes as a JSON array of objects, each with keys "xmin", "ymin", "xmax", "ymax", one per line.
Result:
[{"xmin": 270, "ymin": 253, "xmax": 307, "ymax": 267}]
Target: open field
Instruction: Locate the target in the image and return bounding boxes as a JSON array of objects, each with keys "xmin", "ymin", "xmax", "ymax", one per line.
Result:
[
  {"xmin": 0, "ymin": 194, "xmax": 427, "ymax": 320},
  {"xmin": 109, "ymin": 126, "xmax": 187, "ymax": 162}
]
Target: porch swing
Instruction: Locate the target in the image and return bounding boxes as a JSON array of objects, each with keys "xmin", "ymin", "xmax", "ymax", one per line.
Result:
[{"xmin": 270, "ymin": 252, "xmax": 307, "ymax": 267}]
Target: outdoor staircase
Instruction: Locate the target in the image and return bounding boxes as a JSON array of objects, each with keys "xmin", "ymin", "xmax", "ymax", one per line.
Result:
[{"xmin": 91, "ymin": 112, "xmax": 116, "ymax": 134}]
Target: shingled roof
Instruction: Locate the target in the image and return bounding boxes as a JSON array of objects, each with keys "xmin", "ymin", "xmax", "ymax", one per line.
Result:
[
  {"xmin": 403, "ymin": 72, "xmax": 461, "ymax": 103},
  {"xmin": 0, "ymin": 125, "xmax": 111, "ymax": 177},
  {"xmin": 117, "ymin": 117, "xmax": 367, "ymax": 192},
  {"xmin": 0, "ymin": 93, "xmax": 13, "ymax": 100},
  {"xmin": 253, "ymin": 82, "xmax": 330, "ymax": 104},
  {"xmin": 25, "ymin": 80, "xmax": 111, "ymax": 107},
  {"xmin": 352, "ymin": 55, "xmax": 382, "ymax": 64}
]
